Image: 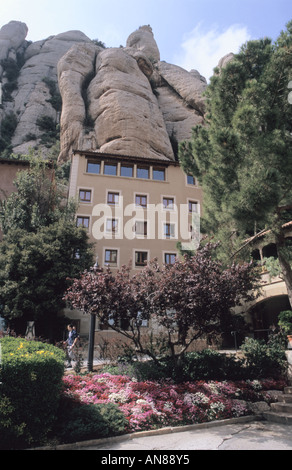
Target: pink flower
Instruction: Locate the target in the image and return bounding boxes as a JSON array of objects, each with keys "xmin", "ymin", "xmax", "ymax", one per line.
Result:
[{"xmin": 61, "ymin": 374, "xmax": 285, "ymax": 433}]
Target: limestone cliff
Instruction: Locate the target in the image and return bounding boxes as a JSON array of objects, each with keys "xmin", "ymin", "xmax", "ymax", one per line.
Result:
[
  {"xmin": 0, "ymin": 21, "xmax": 92, "ymax": 157},
  {"xmin": 0, "ymin": 21, "xmax": 207, "ymax": 161}
]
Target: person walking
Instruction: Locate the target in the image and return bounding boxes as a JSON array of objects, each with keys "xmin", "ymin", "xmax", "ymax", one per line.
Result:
[{"xmin": 64, "ymin": 324, "xmax": 79, "ymax": 368}]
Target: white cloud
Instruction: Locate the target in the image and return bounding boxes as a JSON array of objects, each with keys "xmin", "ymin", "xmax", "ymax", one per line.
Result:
[{"xmin": 175, "ymin": 24, "xmax": 251, "ymax": 81}]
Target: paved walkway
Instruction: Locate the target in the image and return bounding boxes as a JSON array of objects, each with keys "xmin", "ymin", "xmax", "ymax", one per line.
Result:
[{"xmin": 51, "ymin": 417, "xmax": 292, "ymax": 451}]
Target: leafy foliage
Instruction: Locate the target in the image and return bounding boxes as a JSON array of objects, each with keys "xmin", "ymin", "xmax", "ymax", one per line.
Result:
[
  {"xmin": 36, "ymin": 115, "xmax": 60, "ymax": 148},
  {"xmin": 42, "ymin": 77, "xmax": 62, "ymax": 112},
  {"xmin": 180, "ymin": 27, "xmax": 292, "ymax": 237},
  {"xmin": 0, "ymin": 157, "xmax": 74, "ymax": 234},
  {"xmin": 179, "ymin": 22, "xmax": 292, "ymax": 304},
  {"xmin": 0, "ymin": 157, "xmax": 93, "ymax": 336},
  {"xmin": 241, "ymin": 336, "xmax": 287, "ymax": 378},
  {"xmin": 0, "ymin": 222, "xmax": 93, "ymax": 326},
  {"xmin": 278, "ymin": 310, "xmax": 292, "ymax": 334},
  {"xmin": 103, "ymin": 334, "xmax": 287, "ymax": 383},
  {"xmin": 0, "ymin": 112, "xmax": 18, "ymax": 155},
  {"xmin": 55, "ymin": 402, "xmax": 127, "ymax": 444},
  {"xmin": 0, "ymin": 337, "xmax": 65, "ymax": 448},
  {"xmin": 65, "ymin": 243, "xmax": 260, "ymax": 364}
]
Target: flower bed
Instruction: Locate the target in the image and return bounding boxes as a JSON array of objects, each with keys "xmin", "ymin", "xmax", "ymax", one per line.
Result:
[{"xmin": 62, "ymin": 374, "xmax": 286, "ymax": 433}]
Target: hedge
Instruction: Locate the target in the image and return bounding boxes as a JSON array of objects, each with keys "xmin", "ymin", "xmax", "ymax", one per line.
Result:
[{"xmin": 0, "ymin": 337, "xmax": 65, "ymax": 449}]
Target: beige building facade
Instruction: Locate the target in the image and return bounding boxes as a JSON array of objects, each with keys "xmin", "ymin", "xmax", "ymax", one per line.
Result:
[
  {"xmin": 0, "ymin": 159, "xmax": 29, "ymax": 199},
  {"xmin": 68, "ymin": 150, "xmax": 203, "ymax": 270},
  {"xmin": 66, "ymin": 149, "xmax": 203, "ymax": 339}
]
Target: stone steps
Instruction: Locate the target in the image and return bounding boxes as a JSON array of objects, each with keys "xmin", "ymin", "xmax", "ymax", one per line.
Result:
[{"xmin": 263, "ymin": 387, "xmax": 292, "ymax": 425}]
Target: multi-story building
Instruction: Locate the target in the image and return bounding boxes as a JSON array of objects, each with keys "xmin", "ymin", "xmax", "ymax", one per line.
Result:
[
  {"xmin": 66, "ymin": 148, "xmax": 292, "ymax": 350},
  {"xmin": 66, "ymin": 148, "xmax": 203, "ymax": 338}
]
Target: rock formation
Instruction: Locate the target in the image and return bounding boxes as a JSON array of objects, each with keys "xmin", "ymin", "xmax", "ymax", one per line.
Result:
[
  {"xmin": 58, "ymin": 25, "xmax": 207, "ymax": 162},
  {"xmin": 0, "ymin": 21, "xmax": 91, "ymax": 156},
  {"xmin": 0, "ymin": 21, "xmax": 207, "ymax": 161}
]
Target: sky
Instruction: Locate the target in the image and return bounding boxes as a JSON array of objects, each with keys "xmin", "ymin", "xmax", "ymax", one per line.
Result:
[{"xmin": 0, "ymin": 0, "xmax": 291, "ymax": 80}]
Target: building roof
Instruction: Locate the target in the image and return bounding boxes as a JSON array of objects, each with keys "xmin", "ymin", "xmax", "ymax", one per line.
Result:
[
  {"xmin": 244, "ymin": 221, "xmax": 292, "ymax": 245},
  {"xmin": 231, "ymin": 221, "xmax": 292, "ymax": 258},
  {"xmin": 72, "ymin": 149, "xmax": 180, "ymax": 167},
  {"xmin": 0, "ymin": 158, "xmax": 29, "ymax": 166}
]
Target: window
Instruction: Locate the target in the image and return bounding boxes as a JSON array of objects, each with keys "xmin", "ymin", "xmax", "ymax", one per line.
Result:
[
  {"xmin": 107, "ymin": 192, "xmax": 119, "ymax": 205},
  {"xmin": 164, "ymin": 223, "xmax": 175, "ymax": 239},
  {"xmin": 153, "ymin": 167, "xmax": 165, "ymax": 181},
  {"xmin": 189, "ymin": 224, "xmax": 195, "ymax": 239},
  {"xmin": 79, "ymin": 189, "xmax": 92, "ymax": 202},
  {"xmin": 99, "ymin": 314, "xmax": 115, "ymax": 330},
  {"xmin": 189, "ymin": 200, "xmax": 198, "ymax": 213},
  {"xmin": 87, "ymin": 160, "xmax": 100, "ymax": 174},
  {"xmin": 164, "ymin": 253, "xmax": 176, "ymax": 265},
  {"xmin": 104, "ymin": 162, "xmax": 117, "ymax": 176},
  {"xmin": 187, "ymin": 174, "xmax": 196, "ymax": 185},
  {"xmin": 137, "ymin": 311, "xmax": 148, "ymax": 327},
  {"xmin": 120, "ymin": 164, "xmax": 133, "ymax": 177},
  {"xmin": 106, "ymin": 218, "xmax": 119, "ymax": 233},
  {"xmin": 137, "ymin": 165, "xmax": 149, "ymax": 179},
  {"xmin": 100, "ymin": 314, "xmax": 130, "ymax": 330},
  {"xmin": 135, "ymin": 251, "xmax": 148, "ymax": 267},
  {"xmin": 135, "ymin": 221, "xmax": 147, "ymax": 236},
  {"xmin": 135, "ymin": 194, "xmax": 147, "ymax": 208},
  {"xmin": 104, "ymin": 249, "xmax": 118, "ymax": 265},
  {"xmin": 163, "ymin": 197, "xmax": 174, "ymax": 210},
  {"xmin": 76, "ymin": 216, "xmax": 90, "ymax": 229}
]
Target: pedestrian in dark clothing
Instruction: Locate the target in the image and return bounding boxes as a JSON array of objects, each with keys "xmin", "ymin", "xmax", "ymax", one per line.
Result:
[{"xmin": 64, "ymin": 324, "xmax": 79, "ymax": 368}]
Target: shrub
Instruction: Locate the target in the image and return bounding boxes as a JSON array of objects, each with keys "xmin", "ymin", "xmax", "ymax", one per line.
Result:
[
  {"xmin": 103, "ymin": 338, "xmax": 287, "ymax": 383},
  {"xmin": 0, "ymin": 112, "xmax": 18, "ymax": 153},
  {"xmin": 0, "ymin": 395, "xmax": 27, "ymax": 449},
  {"xmin": 55, "ymin": 401, "xmax": 127, "ymax": 444},
  {"xmin": 42, "ymin": 78, "xmax": 62, "ymax": 112},
  {"xmin": 0, "ymin": 337, "xmax": 65, "ymax": 448},
  {"xmin": 240, "ymin": 337, "xmax": 287, "ymax": 379},
  {"xmin": 179, "ymin": 349, "xmax": 245, "ymax": 382},
  {"xmin": 102, "ymin": 349, "xmax": 245, "ymax": 382},
  {"xmin": 36, "ymin": 115, "xmax": 56, "ymax": 132},
  {"xmin": 1, "ymin": 58, "xmax": 20, "ymax": 100},
  {"xmin": 278, "ymin": 310, "xmax": 292, "ymax": 335}
]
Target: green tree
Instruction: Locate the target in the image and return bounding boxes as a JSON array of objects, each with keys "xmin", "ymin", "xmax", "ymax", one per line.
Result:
[
  {"xmin": 179, "ymin": 21, "xmax": 292, "ymax": 306},
  {"xmin": 0, "ymin": 156, "xmax": 74, "ymax": 234},
  {"xmin": 0, "ymin": 156, "xmax": 93, "ymax": 338},
  {"xmin": 0, "ymin": 222, "xmax": 93, "ymax": 338}
]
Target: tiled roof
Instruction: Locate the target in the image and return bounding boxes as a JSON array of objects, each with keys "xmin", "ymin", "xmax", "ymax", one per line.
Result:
[{"xmin": 72, "ymin": 149, "xmax": 179, "ymax": 166}]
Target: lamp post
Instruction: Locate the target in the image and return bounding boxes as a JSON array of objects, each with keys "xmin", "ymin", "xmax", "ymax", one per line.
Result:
[
  {"xmin": 87, "ymin": 256, "xmax": 99, "ymax": 372},
  {"xmin": 87, "ymin": 312, "xmax": 96, "ymax": 372}
]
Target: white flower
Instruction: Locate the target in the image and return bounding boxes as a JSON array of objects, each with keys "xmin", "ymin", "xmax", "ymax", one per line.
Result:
[
  {"xmin": 108, "ymin": 390, "xmax": 129, "ymax": 403},
  {"xmin": 248, "ymin": 380, "xmax": 262, "ymax": 390},
  {"xmin": 136, "ymin": 399, "xmax": 148, "ymax": 405},
  {"xmin": 184, "ymin": 392, "xmax": 209, "ymax": 405},
  {"xmin": 207, "ymin": 382, "xmax": 220, "ymax": 394},
  {"xmin": 207, "ymin": 401, "xmax": 225, "ymax": 418},
  {"xmin": 163, "ymin": 401, "xmax": 173, "ymax": 411}
]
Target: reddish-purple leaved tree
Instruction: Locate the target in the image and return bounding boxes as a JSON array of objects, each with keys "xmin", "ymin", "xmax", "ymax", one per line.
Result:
[{"xmin": 64, "ymin": 243, "xmax": 260, "ymax": 364}]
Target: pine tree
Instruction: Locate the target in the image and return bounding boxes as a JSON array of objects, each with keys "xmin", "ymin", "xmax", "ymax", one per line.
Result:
[{"xmin": 179, "ymin": 21, "xmax": 292, "ymax": 306}]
